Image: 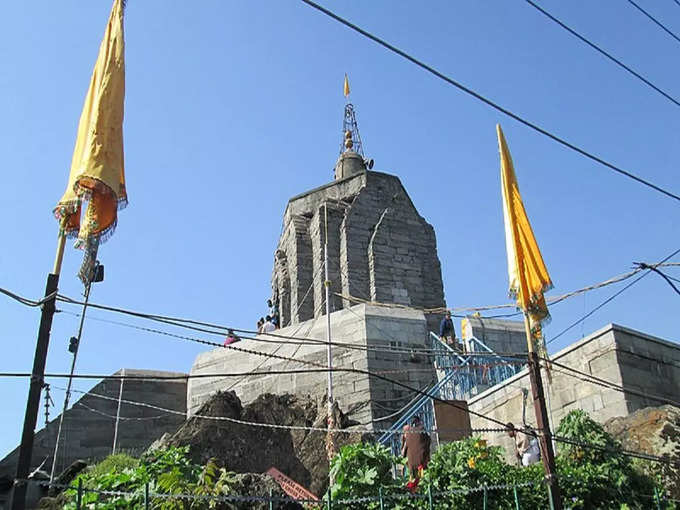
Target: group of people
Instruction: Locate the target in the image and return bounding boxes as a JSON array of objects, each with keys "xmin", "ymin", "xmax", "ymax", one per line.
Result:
[
  {"xmin": 224, "ymin": 297, "xmax": 282, "ymax": 346},
  {"xmin": 399, "ymin": 416, "xmax": 540, "ymax": 492},
  {"xmin": 256, "ymin": 298, "xmax": 280, "ymax": 334}
]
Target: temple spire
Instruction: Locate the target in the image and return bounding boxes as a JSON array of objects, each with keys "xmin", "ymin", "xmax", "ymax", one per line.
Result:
[{"xmin": 334, "ymin": 75, "xmax": 373, "ymax": 180}]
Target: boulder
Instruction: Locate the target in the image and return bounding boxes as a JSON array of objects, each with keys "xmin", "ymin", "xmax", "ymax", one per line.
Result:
[{"xmin": 605, "ymin": 405, "xmax": 680, "ymax": 498}]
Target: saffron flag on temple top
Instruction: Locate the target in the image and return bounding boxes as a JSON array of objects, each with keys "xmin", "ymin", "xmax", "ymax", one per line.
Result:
[
  {"xmin": 497, "ymin": 124, "xmax": 552, "ymax": 353},
  {"xmin": 344, "ymin": 74, "xmax": 350, "ymax": 97},
  {"xmin": 54, "ymin": 0, "xmax": 127, "ymax": 283}
]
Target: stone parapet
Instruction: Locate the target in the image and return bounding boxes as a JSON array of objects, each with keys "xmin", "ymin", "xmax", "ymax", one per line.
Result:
[
  {"xmin": 187, "ymin": 304, "xmax": 436, "ymax": 429},
  {"xmin": 466, "ymin": 323, "xmax": 680, "ymax": 464}
]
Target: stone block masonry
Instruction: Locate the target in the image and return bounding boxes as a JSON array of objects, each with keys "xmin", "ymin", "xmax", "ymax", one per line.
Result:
[
  {"xmin": 187, "ymin": 304, "xmax": 437, "ymax": 429},
  {"xmin": 0, "ymin": 369, "xmax": 187, "ymax": 480},
  {"xmin": 466, "ymin": 323, "xmax": 680, "ymax": 464},
  {"xmin": 271, "ymin": 170, "xmax": 446, "ymax": 327},
  {"xmin": 461, "ymin": 316, "xmax": 528, "ymax": 355}
]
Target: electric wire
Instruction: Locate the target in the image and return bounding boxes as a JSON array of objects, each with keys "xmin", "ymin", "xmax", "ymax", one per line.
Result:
[
  {"xmin": 56, "ymin": 308, "xmax": 527, "ymax": 359},
  {"xmin": 2, "ymin": 261, "xmax": 674, "ymax": 353},
  {"xmin": 0, "ymin": 287, "xmax": 57, "ymax": 307},
  {"xmin": 300, "ymin": 0, "xmax": 680, "ymax": 204},
  {"xmin": 546, "ymin": 248, "xmax": 680, "ymax": 346},
  {"xmin": 524, "ymin": 0, "xmax": 680, "ymax": 108},
  {"xmin": 18, "ymin": 367, "xmax": 680, "ymax": 465},
  {"xmin": 50, "ymin": 381, "xmax": 677, "ymax": 466},
  {"xmin": 634, "ymin": 263, "xmax": 680, "ymax": 296},
  {"xmin": 626, "ymin": 0, "xmax": 680, "ymax": 45},
  {"xmin": 541, "ymin": 357, "xmax": 680, "ymax": 409}
]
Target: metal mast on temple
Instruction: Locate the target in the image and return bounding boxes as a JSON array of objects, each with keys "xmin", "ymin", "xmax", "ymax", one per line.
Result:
[
  {"xmin": 334, "ymin": 75, "xmax": 372, "ymax": 182},
  {"xmin": 340, "ymin": 74, "xmax": 364, "ymax": 157}
]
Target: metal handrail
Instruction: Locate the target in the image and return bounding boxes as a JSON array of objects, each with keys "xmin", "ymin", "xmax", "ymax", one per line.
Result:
[
  {"xmin": 378, "ymin": 333, "xmax": 526, "ymax": 454},
  {"xmin": 377, "ymin": 369, "xmax": 456, "ymax": 445}
]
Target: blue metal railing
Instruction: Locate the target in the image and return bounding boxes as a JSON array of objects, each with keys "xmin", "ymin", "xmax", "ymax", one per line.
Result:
[
  {"xmin": 378, "ymin": 369, "xmax": 456, "ymax": 456},
  {"xmin": 378, "ymin": 333, "xmax": 525, "ymax": 455}
]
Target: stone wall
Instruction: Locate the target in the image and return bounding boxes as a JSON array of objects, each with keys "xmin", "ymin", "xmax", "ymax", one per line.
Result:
[
  {"xmin": 187, "ymin": 304, "xmax": 436, "ymax": 427},
  {"xmin": 0, "ymin": 369, "xmax": 187, "ymax": 480},
  {"xmin": 461, "ymin": 316, "xmax": 528, "ymax": 355},
  {"xmin": 271, "ymin": 171, "xmax": 446, "ymax": 327},
  {"xmin": 467, "ymin": 324, "xmax": 680, "ymax": 463}
]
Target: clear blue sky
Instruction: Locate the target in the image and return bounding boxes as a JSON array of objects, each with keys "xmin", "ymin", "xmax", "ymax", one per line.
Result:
[{"xmin": 1, "ymin": 0, "xmax": 679, "ymax": 459}]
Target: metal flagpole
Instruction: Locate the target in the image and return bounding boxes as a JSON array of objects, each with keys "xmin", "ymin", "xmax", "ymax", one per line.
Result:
[
  {"xmin": 112, "ymin": 368, "xmax": 125, "ymax": 454},
  {"xmin": 324, "ymin": 204, "xmax": 336, "ymax": 475},
  {"xmin": 49, "ymin": 280, "xmax": 93, "ymax": 483},
  {"xmin": 11, "ymin": 228, "xmax": 67, "ymax": 510}
]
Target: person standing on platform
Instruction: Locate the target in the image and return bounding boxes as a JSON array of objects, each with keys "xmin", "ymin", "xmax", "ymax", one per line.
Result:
[
  {"xmin": 261, "ymin": 315, "xmax": 276, "ymax": 334},
  {"xmin": 439, "ymin": 311, "xmax": 460, "ymax": 351}
]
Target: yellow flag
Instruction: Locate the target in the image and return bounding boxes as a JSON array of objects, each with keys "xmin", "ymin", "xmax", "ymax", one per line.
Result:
[
  {"xmin": 343, "ymin": 74, "xmax": 350, "ymax": 97},
  {"xmin": 497, "ymin": 125, "xmax": 552, "ymax": 345},
  {"xmin": 55, "ymin": 0, "xmax": 127, "ymax": 247}
]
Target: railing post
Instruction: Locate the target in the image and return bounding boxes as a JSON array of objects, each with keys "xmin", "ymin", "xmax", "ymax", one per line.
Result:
[
  {"xmin": 76, "ymin": 478, "xmax": 83, "ymax": 510},
  {"xmin": 483, "ymin": 485, "xmax": 488, "ymax": 510},
  {"xmin": 379, "ymin": 487, "xmax": 384, "ymax": 510},
  {"xmin": 514, "ymin": 486, "xmax": 520, "ymax": 510},
  {"xmin": 654, "ymin": 487, "xmax": 662, "ymax": 510},
  {"xmin": 428, "ymin": 485, "xmax": 433, "ymax": 510},
  {"xmin": 144, "ymin": 482, "xmax": 149, "ymax": 510},
  {"xmin": 269, "ymin": 488, "xmax": 273, "ymax": 510}
]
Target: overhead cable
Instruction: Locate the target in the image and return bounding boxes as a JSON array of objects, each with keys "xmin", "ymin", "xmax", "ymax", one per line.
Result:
[
  {"xmin": 634, "ymin": 262, "xmax": 680, "ymax": 296},
  {"xmin": 299, "ymin": 0, "xmax": 680, "ymax": 203},
  {"xmin": 56, "ymin": 308, "xmax": 526, "ymax": 359},
  {"xmin": 542, "ymin": 357, "xmax": 680, "ymax": 408},
  {"xmin": 524, "ymin": 0, "xmax": 680, "ymax": 108},
  {"xmin": 546, "ymin": 248, "xmax": 680, "ymax": 346},
  {"xmin": 626, "ymin": 0, "xmax": 680, "ymax": 45},
  {"xmin": 54, "ymin": 382, "xmax": 677, "ymax": 466}
]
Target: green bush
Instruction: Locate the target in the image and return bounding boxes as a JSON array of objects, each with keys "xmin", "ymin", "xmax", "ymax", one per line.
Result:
[
  {"xmin": 85, "ymin": 453, "xmax": 139, "ymax": 479},
  {"xmin": 58, "ymin": 411, "xmax": 672, "ymax": 509},
  {"xmin": 325, "ymin": 410, "xmax": 671, "ymax": 509},
  {"xmin": 327, "ymin": 442, "xmax": 404, "ymax": 507},
  {"xmin": 62, "ymin": 446, "xmax": 236, "ymax": 510},
  {"xmin": 555, "ymin": 409, "xmax": 662, "ymax": 509}
]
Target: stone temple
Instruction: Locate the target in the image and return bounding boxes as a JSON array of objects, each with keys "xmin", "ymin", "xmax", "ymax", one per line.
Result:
[
  {"xmin": 2, "ymin": 100, "xmax": 680, "ymax": 501},
  {"xmin": 189, "ymin": 111, "xmax": 450, "ymax": 425}
]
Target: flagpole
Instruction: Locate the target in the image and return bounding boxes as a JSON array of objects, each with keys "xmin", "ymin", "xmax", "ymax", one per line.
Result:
[
  {"xmin": 10, "ymin": 228, "xmax": 67, "ymax": 510},
  {"xmin": 523, "ymin": 313, "xmax": 562, "ymax": 510},
  {"xmin": 324, "ymin": 204, "xmax": 336, "ymax": 479}
]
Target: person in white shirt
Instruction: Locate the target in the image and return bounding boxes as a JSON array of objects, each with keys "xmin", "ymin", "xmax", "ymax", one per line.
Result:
[
  {"xmin": 506, "ymin": 422, "xmax": 540, "ymax": 467},
  {"xmin": 261, "ymin": 315, "xmax": 276, "ymax": 333}
]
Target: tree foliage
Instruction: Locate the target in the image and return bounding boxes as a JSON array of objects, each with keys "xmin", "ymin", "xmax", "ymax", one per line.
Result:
[{"xmin": 326, "ymin": 410, "xmax": 672, "ymax": 509}]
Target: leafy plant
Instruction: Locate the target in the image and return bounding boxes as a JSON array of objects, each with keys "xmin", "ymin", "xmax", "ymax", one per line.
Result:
[
  {"xmin": 555, "ymin": 410, "xmax": 661, "ymax": 509},
  {"xmin": 61, "ymin": 446, "xmax": 236, "ymax": 510},
  {"xmin": 327, "ymin": 442, "xmax": 404, "ymax": 508}
]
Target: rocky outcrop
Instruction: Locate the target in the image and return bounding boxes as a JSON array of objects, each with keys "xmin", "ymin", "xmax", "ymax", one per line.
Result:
[
  {"xmin": 604, "ymin": 405, "xmax": 680, "ymax": 498},
  {"xmin": 158, "ymin": 391, "xmax": 365, "ymax": 497}
]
